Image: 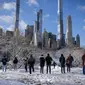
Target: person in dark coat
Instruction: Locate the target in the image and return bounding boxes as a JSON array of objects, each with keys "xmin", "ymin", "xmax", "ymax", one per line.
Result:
[
  {"xmin": 40, "ymin": 55, "xmax": 45, "ymax": 73},
  {"xmin": 82, "ymin": 53, "xmax": 85, "ymax": 74},
  {"xmin": 59, "ymin": 54, "xmax": 65, "ymax": 73},
  {"xmin": 69, "ymin": 54, "xmax": 74, "ymax": 67},
  {"xmin": 66, "ymin": 56, "xmax": 70, "ymax": 72},
  {"xmin": 13, "ymin": 57, "xmax": 18, "ymax": 70},
  {"xmin": 53, "ymin": 61, "xmax": 56, "ymax": 69},
  {"xmin": 2, "ymin": 53, "xmax": 7, "ymax": 72},
  {"xmin": 24, "ymin": 57, "xmax": 28, "ymax": 72},
  {"xmin": 28, "ymin": 54, "xmax": 35, "ymax": 74},
  {"xmin": 66, "ymin": 54, "xmax": 74, "ymax": 72},
  {"xmin": 45, "ymin": 54, "xmax": 52, "ymax": 74}
]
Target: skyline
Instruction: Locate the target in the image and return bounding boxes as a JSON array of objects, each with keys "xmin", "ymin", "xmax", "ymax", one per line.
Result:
[{"xmin": 0, "ymin": 0, "xmax": 85, "ymax": 46}]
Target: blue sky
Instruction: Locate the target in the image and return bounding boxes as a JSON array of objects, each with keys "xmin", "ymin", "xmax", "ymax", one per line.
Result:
[{"xmin": 0, "ymin": 0, "xmax": 85, "ymax": 46}]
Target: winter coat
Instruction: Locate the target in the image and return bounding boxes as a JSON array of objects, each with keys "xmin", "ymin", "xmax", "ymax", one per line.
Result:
[
  {"xmin": 82, "ymin": 54, "xmax": 85, "ymax": 66},
  {"xmin": 69, "ymin": 56, "xmax": 74, "ymax": 64},
  {"xmin": 45, "ymin": 55, "xmax": 52, "ymax": 65},
  {"xmin": 2, "ymin": 57, "xmax": 7, "ymax": 65},
  {"xmin": 59, "ymin": 56, "xmax": 65, "ymax": 67},
  {"xmin": 13, "ymin": 58, "xmax": 18, "ymax": 64},
  {"xmin": 66, "ymin": 56, "xmax": 74, "ymax": 66},
  {"xmin": 28, "ymin": 57, "xmax": 35, "ymax": 66},
  {"xmin": 66, "ymin": 57, "xmax": 71, "ymax": 66},
  {"xmin": 40, "ymin": 57, "xmax": 45, "ymax": 67},
  {"xmin": 24, "ymin": 58, "xmax": 28, "ymax": 66}
]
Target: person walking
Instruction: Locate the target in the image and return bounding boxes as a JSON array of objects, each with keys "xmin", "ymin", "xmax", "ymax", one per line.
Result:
[
  {"xmin": 45, "ymin": 54, "xmax": 52, "ymax": 74},
  {"xmin": 59, "ymin": 54, "xmax": 65, "ymax": 73},
  {"xmin": 13, "ymin": 57, "xmax": 18, "ymax": 70},
  {"xmin": 1, "ymin": 52, "xmax": 8, "ymax": 72},
  {"xmin": 28, "ymin": 54, "xmax": 35, "ymax": 74},
  {"xmin": 40, "ymin": 55, "xmax": 45, "ymax": 73},
  {"xmin": 82, "ymin": 53, "xmax": 85, "ymax": 74},
  {"xmin": 24, "ymin": 57, "xmax": 28, "ymax": 72}
]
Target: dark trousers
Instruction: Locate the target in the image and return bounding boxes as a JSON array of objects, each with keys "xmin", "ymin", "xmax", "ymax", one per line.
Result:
[
  {"xmin": 67, "ymin": 66, "xmax": 71, "ymax": 72},
  {"xmin": 83, "ymin": 66, "xmax": 85, "ymax": 74},
  {"xmin": 40, "ymin": 67, "xmax": 44, "ymax": 73},
  {"xmin": 54, "ymin": 65, "xmax": 56, "ymax": 68},
  {"xmin": 25, "ymin": 65, "xmax": 28, "ymax": 72},
  {"xmin": 13, "ymin": 64, "xmax": 17, "ymax": 70},
  {"xmin": 46, "ymin": 65, "xmax": 51, "ymax": 74},
  {"xmin": 29, "ymin": 65, "xmax": 34, "ymax": 74},
  {"xmin": 61, "ymin": 66, "xmax": 65, "ymax": 73}
]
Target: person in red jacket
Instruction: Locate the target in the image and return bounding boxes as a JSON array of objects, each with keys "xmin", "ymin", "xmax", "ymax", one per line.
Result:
[{"xmin": 82, "ymin": 53, "xmax": 85, "ymax": 74}]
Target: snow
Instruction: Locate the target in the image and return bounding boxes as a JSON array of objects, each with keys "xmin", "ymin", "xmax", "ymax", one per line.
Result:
[
  {"xmin": 0, "ymin": 66, "xmax": 85, "ymax": 85},
  {"xmin": 0, "ymin": 80, "xmax": 27, "ymax": 85}
]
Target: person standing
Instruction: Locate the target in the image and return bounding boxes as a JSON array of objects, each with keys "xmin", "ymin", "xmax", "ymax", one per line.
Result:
[
  {"xmin": 24, "ymin": 57, "xmax": 28, "ymax": 72},
  {"xmin": 2, "ymin": 52, "xmax": 7, "ymax": 72},
  {"xmin": 59, "ymin": 54, "xmax": 65, "ymax": 73},
  {"xmin": 45, "ymin": 54, "xmax": 52, "ymax": 74},
  {"xmin": 28, "ymin": 54, "xmax": 35, "ymax": 74},
  {"xmin": 82, "ymin": 53, "xmax": 85, "ymax": 74},
  {"xmin": 40, "ymin": 55, "xmax": 45, "ymax": 73},
  {"xmin": 66, "ymin": 54, "xmax": 74, "ymax": 72},
  {"xmin": 53, "ymin": 61, "xmax": 56, "ymax": 69},
  {"xmin": 66, "ymin": 56, "xmax": 71, "ymax": 72},
  {"xmin": 69, "ymin": 54, "xmax": 74, "ymax": 67},
  {"xmin": 13, "ymin": 57, "xmax": 18, "ymax": 70}
]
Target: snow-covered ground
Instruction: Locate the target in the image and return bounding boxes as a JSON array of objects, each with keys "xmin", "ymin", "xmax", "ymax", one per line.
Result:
[{"xmin": 0, "ymin": 66, "xmax": 85, "ymax": 85}]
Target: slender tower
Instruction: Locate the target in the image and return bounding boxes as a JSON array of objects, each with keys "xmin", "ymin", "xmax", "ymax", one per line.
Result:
[
  {"xmin": 66, "ymin": 15, "xmax": 73, "ymax": 46},
  {"xmin": 57, "ymin": 0, "xmax": 65, "ymax": 48},
  {"xmin": 14, "ymin": 0, "xmax": 20, "ymax": 37},
  {"xmin": 13, "ymin": 0, "xmax": 20, "ymax": 58}
]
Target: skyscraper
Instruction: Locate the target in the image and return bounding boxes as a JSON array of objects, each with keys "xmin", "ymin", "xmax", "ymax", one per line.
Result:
[
  {"xmin": 76, "ymin": 34, "xmax": 80, "ymax": 47},
  {"xmin": 14, "ymin": 0, "xmax": 20, "ymax": 37},
  {"xmin": 57, "ymin": 0, "xmax": 65, "ymax": 48},
  {"xmin": 37, "ymin": 9, "xmax": 42, "ymax": 32},
  {"xmin": 66, "ymin": 15, "xmax": 73, "ymax": 46},
  {"xmin": 25, "ymin": 25, "xmax": 34, "ymax": 44},
  {"xmin": 43, "ymin": 28, "xmax": 48, "ymax": 48},
  {"xmin": 34, "ymin": 21, "xmax": 38, "ymax": 46},
  {"xmin": 0, "ymin": 28, "xmax": 3, "ymax": 36},
  {"xmin": 37, "ymin": 12, "xmax": 39, "ymax": 31},
  {"xmin": 34, "ymin": 9, "xmax": 43, "ymax": 48},
  {"xmin": 39, "ymin": 9, "xmax": 42, "ymax": 33}
]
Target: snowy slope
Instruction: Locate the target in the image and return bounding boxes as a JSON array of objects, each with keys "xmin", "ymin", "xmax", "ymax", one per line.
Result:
[{"xmin": 0, "ymin": 66, "xmax": 85, "ymax": 85}]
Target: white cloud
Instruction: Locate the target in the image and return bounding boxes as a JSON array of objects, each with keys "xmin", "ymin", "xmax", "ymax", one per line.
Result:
[
  {"xmin": 19, "ymin": 20, "xmax": 27, "ymax": 30},
  {"xmin": 52, "ymin": 20, "xmax": 57, "ymax": 24},
  {"xmin": 3, "ymin": 2, "xmax": 16, "ymax": 11},
  {"xmin": 33, "ymin": 9, "xmax": 37, "ymax": 15},
  {"xmin": 0, "ymin": 25, "xmax": 4, "ymax": 29},
  {"xmin": 7, "ymin": 24, "xmax": 14, "ymax": 31},
  {"xmin": 44, "ymin": 14, "xmax": 50, "ymax": 18},
  {"xmin": 27, "ymin": 0, "xmax": 39, "ymax": 7},
  {"xmin": 43, "ymin": 14, "xmax": 50, "ymax": 21},
  {"xmin": 84, "ymin": 19, "xmax": 85, "ymax": 22},
  {"xmin": 0, "ymin": 15, "xmax": 14, "ymax": 24},
  {"xmin": 6, "ymin": 20, "xmax": 27, "ymax": 31},
  {"xmin": 77, "ymin": 5, "xmax": 85, "ymax": 11},
  {"xmin": 83, "ymin": 26, "xmax": 85, "ymax": 30}
]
